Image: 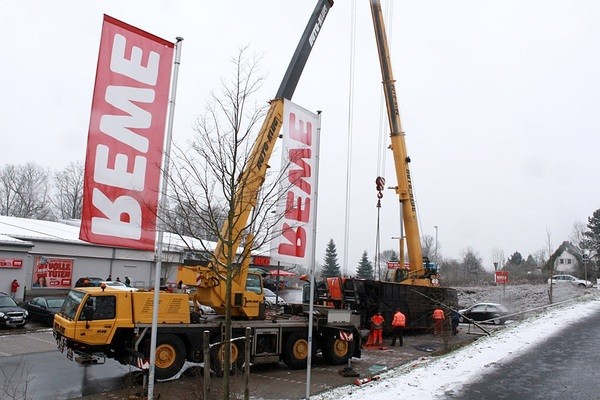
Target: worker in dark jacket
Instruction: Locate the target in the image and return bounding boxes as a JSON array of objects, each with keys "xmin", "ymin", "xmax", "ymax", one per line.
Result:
[
  {"xmin": 391, "ymin": 308, "xmax": 406, "ymax": 346},
  {"xmin": 451, "ymin": 310, "xmax": 461, "ymax": 335}
]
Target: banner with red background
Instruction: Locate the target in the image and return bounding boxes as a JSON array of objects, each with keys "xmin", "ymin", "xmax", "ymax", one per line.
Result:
[
  {"xmin": 32, "ymin": 257, "xmax": 73, "ymax": 288},
  {"xmin": 79, "ymin": 15, "xmax": 174, "ymax": 251}
]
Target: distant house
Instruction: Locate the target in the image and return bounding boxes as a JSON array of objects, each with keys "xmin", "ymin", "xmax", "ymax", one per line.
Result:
[{"xmin": 548, "ymin": 241, "xmax": 581, "ymax": 275}]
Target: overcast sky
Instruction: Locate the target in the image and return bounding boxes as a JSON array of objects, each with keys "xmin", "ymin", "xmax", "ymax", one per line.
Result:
[{"xmin": 1, "ymin": 1, "xmax": 599, "ymax": 272}]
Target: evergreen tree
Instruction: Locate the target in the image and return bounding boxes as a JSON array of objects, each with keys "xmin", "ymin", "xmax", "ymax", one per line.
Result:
[
  {"xmin": 585, "ymin": 208, "xmax": 600, "ymax": 260},
  {"xmin": 356, "ymin": 250, "xmax": 374, "ymax": 279},
  {"xmin": 321, "ymin": 239, "xmax": 341, "ymax": 277},
  {"xmin": 504, "ymin": 251, "xmax": 524, "ymax": 272},
  {"xmin": 461, "ymin": 248, "xmax": 485, "ymax": 277},
  {"xmin": 524, "ymin": 254, "xmax": 537, "ymax": 271}
]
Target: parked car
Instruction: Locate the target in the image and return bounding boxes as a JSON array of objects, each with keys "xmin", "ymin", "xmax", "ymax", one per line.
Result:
[
  {"xmin": 458, "ymin": 302, "xmax": 510, "ymax": 325},
  {"xmin": 21, "ymin": 296, "xmax": 65, "ymax": 326},
  {"xmin": 191, "ymin": 302, "xmax": 216, "ymax": 315},
  {"xmin": 263, "ymin": 288, "xmax": 286, "ymax": 307},
  {"xmin": 101, "ymin": 281, "xmax": 138, "ymax": 290},
  {"xmin": 74, "ymin": 277, "xmax": 104, "ymax": 287},
  {"xmin": 0, "ymin": 293, "xmax": 28, "ymax": 328},
  {"xmin": 74, "ymin": 278, "xmax": 134, "ymax": 290},
  {"xmin": 547, "ymin": 274, "xmax": 593, "ymax": 288},
  {"xmin": 263, "ymin": 277, "xmax": 286, "ymax": 292},
  {"xmin": 185, "ymin": 287, "xmax": 216, "ymax": 315}
]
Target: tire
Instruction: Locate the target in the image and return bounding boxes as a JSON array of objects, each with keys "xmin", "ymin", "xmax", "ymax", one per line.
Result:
[
  {"xmin": 210, "ymin": 340, "xmax": 244, "ymax": 377},
  {"xmin": 282, "ymin": 332, "xmax": 310, "ymax": 370},
  {"xmin": 190, "ymin": 312, "xmax": 201, "ymax": 324},
  {"xmin": 321, "ymin": 332, "xmax": 355, "ymax": 365},
  {"xmin": 492, "ymin": 317, "xmax": 500, "ymax": 325},
  {"xmin": 154, "ymin": 334, "xmax": 186, "ymax": 380}
]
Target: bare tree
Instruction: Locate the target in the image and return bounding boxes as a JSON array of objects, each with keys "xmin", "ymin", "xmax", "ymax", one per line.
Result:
[
  {"xmin": 0, "ymin": 162, "xmax": 53, "ymax": 219},
  {"xmin": 52, "ymin": 161, "xmax": 84, "ymax": 219},
  {"xmin": 0, "ymin": 358, "xmax": 34, "ymax": 400},
  {"xmin": 421, "ymin": 234, "xmax": 435, "ymax": 259},
  {"xmin": 377, "ymin": 249, "xmax": 399, "ymax": 280},
  {"xmin": 491, "ymin": 247, "xmax": 505, "ymax": 271},
  {"xmin": 164, "ymin": 200, "xmax": 226, "ymax": 241},
  {"xmin": 546, "ymin": 228, "xmax": 554, "ymax": 303},
  {"xmin": 570, "ymin": 220, "xmax": 594, "ymax": 281},
  {"xmin": 533, "ymin": 249, "xmax": 547, "ymax": 266},
  {"xmin": 163, "ymin": 48, "xmax": 290, "ymax": 398}
]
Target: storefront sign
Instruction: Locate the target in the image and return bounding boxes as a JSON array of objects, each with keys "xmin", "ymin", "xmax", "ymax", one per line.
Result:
[{"xmin": 0, "ymin": 258, "xmax": 23, "ymax": 268}]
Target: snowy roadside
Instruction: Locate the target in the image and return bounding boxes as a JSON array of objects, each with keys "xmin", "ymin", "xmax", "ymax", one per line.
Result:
[{"xmin": 313, "ymin": 293, "xmax": 600, "ymax": 400}]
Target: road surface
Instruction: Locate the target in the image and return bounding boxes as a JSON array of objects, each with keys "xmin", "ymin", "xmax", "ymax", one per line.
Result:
[
  {"xmin": 448, "ymin": 307, "xmax": 600, "ymax": 399},
  {"xmin": 0, "ymin": 288, "xmax": 486, "ymax": 400}
]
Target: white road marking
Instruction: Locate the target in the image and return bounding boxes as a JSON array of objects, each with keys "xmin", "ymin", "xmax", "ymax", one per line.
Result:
[{"xmin": 28, "ymin": 335, "xmax": 55, "ymax": 345}]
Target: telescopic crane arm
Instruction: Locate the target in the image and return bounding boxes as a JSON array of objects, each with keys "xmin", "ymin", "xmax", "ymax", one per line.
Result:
[
  {"xmin": 184, "ymin": 0, "xmax": 334, "ymax": 318},
  {"xmin": 369, "ymin": 0, "xmax": 437, "ymax": 285}
]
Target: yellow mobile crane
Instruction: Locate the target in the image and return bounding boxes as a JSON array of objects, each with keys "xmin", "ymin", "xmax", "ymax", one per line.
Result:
[
  {"xmin": 370, "ymin": 0, "xmax": 439, "ymax": 286},
  {"xmin": 54, "ymin": 0, "xmax": 361, "ymax": 381}
]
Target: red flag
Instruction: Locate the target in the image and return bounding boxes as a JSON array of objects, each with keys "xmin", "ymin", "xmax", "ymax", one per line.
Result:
[{"xmin": 80, "ymin": 15, "xmax": 174, "ymax": 250}]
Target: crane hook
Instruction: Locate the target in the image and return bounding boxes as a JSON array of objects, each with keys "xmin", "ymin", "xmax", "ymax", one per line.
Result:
[
  {"xmin": 375, "ymin": 176, "xmax": 385, "ymax": 207},
  {"xmin": 375, "ymin": 176, "xmax": 386, "ymax": 192}
]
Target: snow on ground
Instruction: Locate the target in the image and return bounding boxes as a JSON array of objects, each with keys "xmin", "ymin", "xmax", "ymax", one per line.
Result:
[{"xmin": 314, "ymin": 293, "xmax": 600, "ymax": 400}]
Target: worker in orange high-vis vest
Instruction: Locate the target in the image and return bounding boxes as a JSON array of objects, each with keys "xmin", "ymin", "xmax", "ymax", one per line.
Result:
[
  {"xmin": 432, "ymin": 308, "xmax": 445, "ymax": 334},
  {"xmin": 370, "ymin": 311, "xmax": 385, "ymax": 346},
  {"xmin": 391, "ymin": 308, "xmax": 406, "ymax": 346}
]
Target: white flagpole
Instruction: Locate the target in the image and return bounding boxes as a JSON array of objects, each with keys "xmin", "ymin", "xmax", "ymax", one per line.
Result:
[
  {"xmin": 148, "ymin": 36, "xmax": 183, "ymax": 399},
  {"xmin": 305, "ymin": 110, "xmax": 322, "ymax": 399}
]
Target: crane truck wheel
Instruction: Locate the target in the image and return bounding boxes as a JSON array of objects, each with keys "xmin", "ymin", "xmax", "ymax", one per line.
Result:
[
  {"xmin": 282, "ymin": 332, "xmax": 310, "ymax": 369},
  {"xmin": 321, "ymin": 332, "xmax": 355, "ymax": 365},
  {"xmin": 154, "ymin": 334, "xmax": 186, "ymax": 380},
  {"xmin": 210, "ymin": 340, "xmax": 244, "ymax": 377}
]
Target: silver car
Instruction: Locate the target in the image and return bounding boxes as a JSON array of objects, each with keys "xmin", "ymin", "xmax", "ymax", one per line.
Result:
[
  {"xmin": 547, "ymin": 274, "xmax": 592, "ymax": 288},
  {"xmin": 263, "ymin": 288, "xmax": 286, "ymax": 307}
]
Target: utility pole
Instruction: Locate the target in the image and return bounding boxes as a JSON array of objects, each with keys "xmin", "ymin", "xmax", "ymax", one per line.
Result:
[
  {"xmin": 547, "ymin": 231, "xmax": 553, "ymax": 304},
  {"xmin": 434, "ymin": 226, "xmax": 439, "ymax": 263},
  {"xmin": 583, "ymin": 252, "xmax": 589, "ymax": 283}
]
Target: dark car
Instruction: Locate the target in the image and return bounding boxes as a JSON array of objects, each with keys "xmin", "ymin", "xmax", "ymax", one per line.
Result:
[
  {"xmin": 21, "ymin": 296, "xmax": 66, "ymax": 326},
  {"xmin": 0, "ymin": 293, "xmax": 28, "ymax": 328},
  {"xmin": 263, "ymin": 277, "xmax": 285, "ymax": 292},
  {"xmin": 74, "ymin": 277, "xmax": 104, "ymax": 287},
  {"xmin": 458, "ymin": 302, "xmax": 510, "ymax": 325}
]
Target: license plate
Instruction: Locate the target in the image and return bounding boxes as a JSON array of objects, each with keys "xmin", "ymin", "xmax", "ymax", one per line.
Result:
[{"xmin": 57, "ymin": 337, "xmax": 66, "ymax": 353}]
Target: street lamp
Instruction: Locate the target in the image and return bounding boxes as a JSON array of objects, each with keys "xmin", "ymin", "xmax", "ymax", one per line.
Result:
[{"xmin": 434, "ymin": 226, "xmax": 438, "ymax": 263}]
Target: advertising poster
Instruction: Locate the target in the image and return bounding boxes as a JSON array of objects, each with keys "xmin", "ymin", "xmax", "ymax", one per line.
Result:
[{"xmin": 32, "ymin": 257, "xmax": 74, "ymax": 288}]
